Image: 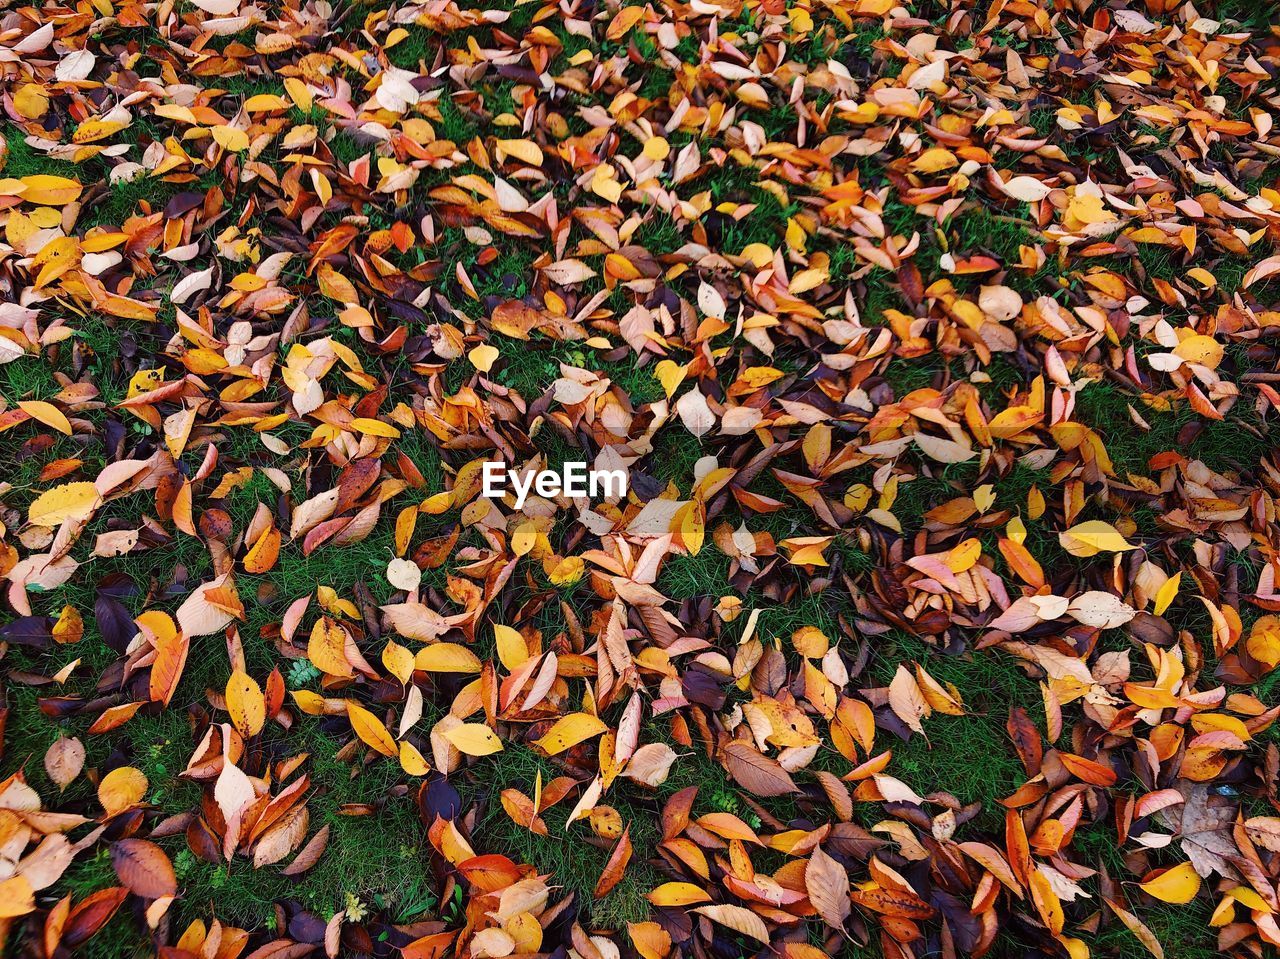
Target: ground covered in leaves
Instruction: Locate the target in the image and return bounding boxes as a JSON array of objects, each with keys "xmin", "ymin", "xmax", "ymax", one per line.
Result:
[{"xmin": 1, "ymin": 0, "xmax": 1280, "ymax": 957}]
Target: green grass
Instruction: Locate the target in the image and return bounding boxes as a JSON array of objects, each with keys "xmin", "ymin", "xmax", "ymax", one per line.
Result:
[
  {"xmin": 0, "ymin": 354, "xmax": 61, "ymax": 402},
  {"xmin": 1203, "ymin": 0, "xmax": 1279, "ymax": 31},
  {"xmin": 870, "ymin": 635, "xmax": 1035, "ymax": 831},
  {"xmin": 1, "ymin": 129, "xmax": 80, "ymax": 179},
  {"xmin": 950, "ymin": 206, "xmax": 1039, "ymax": 264},
  {"xmin": 882, "ymin": 352, "xmax": 947, "ymax": 397},
  {"xmin": 1070, "ymin": 830, "xmax": 1220, "ymax": 959},
  {"xmin": 18, "ymin": 696, "xmax": 432, "ymax": 935},
  {"xmin": 0, "ymin": 659, "xmax": 435, "ymax": 937},
  {"xmin": 458, "ymin": 743, "xmax": 661, "ymax": 931},
  {"xmin": 1074, "ymin": 381, "xmax": 1262, "ymax": 478}
]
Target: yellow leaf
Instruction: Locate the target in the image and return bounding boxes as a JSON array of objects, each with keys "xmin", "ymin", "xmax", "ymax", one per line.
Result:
[
  {"xmin": 911, "ymin": 147, "xmax": 957, "ymax": 174},
  {"xmin": 349, "ymin": 417, "xmax": 400, "ymax": 438},
  {"xmin": 29, "ymin": 481, "xmax": 102, "ymax": 527},
  {"xmin": 311, "ymin": 167, "xmax": 332, "ymax": 205},
  {"xmin": 643, "ymin": 137, "xmax": 670, "ymax": 161},
  {"xmin": 346, "ymin": 701, "xmax": 397, "ymax": 757},
  {"xmin": 1153, "ymin": 573, "xmax": 1181, "ymax": 616},
  {"xmin": 781, "ymin": 536, "xmax": 832, "ymax": 567},
  {"xmin": 420, "ymin": 491, "xmax": 452, "ymax": 515},
  {"xmin": 33, "ymin": 236, "xmax": 80, "ymax": 288},
  {"xmin": 945, "ymin": 538, "xmax": 982, "ymax": 573},
  {"xmin": 317, "ymin": 262, "xmax": 358, "ymax": 303},
  {"xmin": 243, "ymin": 94, "xmax": 287, "ymax": 113},
  {"xmin": 546, "ymin": 555, "xmax": 584, "ymax": 587},
  {"xmin": 0, "ymin": 876, "xmax": 35, "ymax": 918},
  {"xmin": 394, "ymin": 504, "xmax": 417, "ymax": 556},
  {"xmin": 1030, "ymin": 870, "xmax": 1064, "ymax": 935},
  {"xmin": 1247, "ymin": 616, "xmax": 1280, "ymax": 670},
  {"xmin": 1227, "ymin": 886, "xmax": 1271, "ymax": 914},
  {"xmin": 495, "ymin": 138, "xmax": 543, "ymax": 167},
  {"xmin": 1058, "ymin": 520, "xmax": 1136, "ymax": 558},
  {"xmin": 283, "ymin": 77, "xmax": 313, "ymax": 112},
  {"xmin": 647, "ymin": 882, "xmax": 713, "ymax": 907},
  {"xmin": 1139, "ymin": 861, "xmax": 1201, "ymax": 904},
  {"xmin": 606, "ymin": 5, "xmax": 645, "ymax": 40},
  {"xmin": 98, "ymin": 766, "xmax": 147, "ymax": 816},
  {"xmin": 534, "ymin": 712, "xmax": 608, "ymax": 756},
  {"xmin": 20, "ymin": 175, "xmax": 82, "ymax": 206},
  {"xmin": 845, "ymin": 483, "xmax": 871, "ymax": 513},
  {"xmin": 786, "ymin": 217, "xmax": 807, "ymax": 252},
  {"xmin": 212, "ymin": 125, "xmax": 250, "ymax": 153},
  {"xmin": 52, "ymin": 605, "xmax": 84, "ymax": 644},
  {"xmin": 973, "ymin": 484, "xmax": 996, "ymax": 514},
  {"xmin": 73, "ymin": 117, "xmax": 128, "ymax": 144},
  {"xmin": 591, "ymin": 165, "xmax": 623, "ymax": 202},
  {"xmin": 102, "ymin": 294, "xmax": 156, "ymax": 322},
  {"xmin": 382, "ymin": 640, "xmax": 415, "ymax": 685},
  {"xmin": 693, "ymin": 905, "xmax": 770, "ymax": 943},
  {"xmin": 469, "ymin": 344, "xmax": 499, "ymax": 372},
  {"xmin": 308, "ymin": 617, "xmax": 354, "ymax": 678},
  {"xmin": 243, "ymin": 526, "xmax": 281, "ymax": 574},
  {"xmin": 677, "ymin": 502, "xmax": 704, "ymax": 556},
  {"xmin": 511, "ymin": 521, "xmax": 537, "ymax": 556},
  {"xmin": 1027, "ymin": 485, "xmax": 1045, "ymax": 520},
  {"xmin": 226, "ymin": 670, "xmax": 265, "ymax": 738},
  {"xmin": 1065, "ymin": 193, "xmax": 1114, "ymax": 227},
  {"xmin": 494, "ymin": 624, "xmax": 529, "ymax": 671},
  {"xmin": 654, "ymin": 360, "xmax": 686, "ymax": 398},
  {"xmin": 444, "ymin": 723, "xmax": 503, "ymax": 756},
  {"xmin": 399, "ymin": 740, "xmax": 431, "ymax": 775},
  {"xmin": 415, "ymin": 643, "xmax": 482, "ymax": 673},
  {"xmin": 1174, "ymin": 335, "xmax": 1224, "ymax": 369},
  {"xmin": 1057, "ymin": 936, "xmax": 1091, "ymax": 959},
  {"xmin": 628, "ymin": 921, "xmax": 671, "ymax": 959},
  {"xmin": 916, "ymin": 664, "xmax": 964, "ymax": 715},
  {"xmin": 14, "ymin": 85, "xmax": 48, "ymax": 120},
  {"xmin": 126, "ymin": 368, "xmax": 164, "ymax": 398},
  {"xmin": 152, "ymin": 104, "xmax": 197, "ymax": 125},
  {"xmin": 291, "ymin": 689, "xmax": 327, "ymax": 715},
  {"xmin": 1006, "ymin": 515, "xmax": 1027, "ymax": 545},
  {"xmin": 19, "ymin": 400, "xmax": 71, "ymax": 435}
]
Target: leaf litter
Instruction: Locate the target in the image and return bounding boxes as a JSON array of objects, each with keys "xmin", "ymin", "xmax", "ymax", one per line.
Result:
[{"xmin": 0, "ymin": 1, "xmax": 1279, "ymax": 958}]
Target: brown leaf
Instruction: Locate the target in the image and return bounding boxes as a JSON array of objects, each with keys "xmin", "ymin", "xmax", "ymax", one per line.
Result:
[
  {"xmin": 110, "ymin": 840, "xmax": 176, "ymax": 899},
  {"xmin": 888, "ymin": 665, "xmax": 927, "ymax": 736},
  {"xmin": 44, "ymin": 736, "xmax": 85, "ymax": 791},
  {"xmin": 593, "ymin": 825, "xmax": 633, "ymax": 898},
  {"xmin": 63, "ymin": 887, "xmax": 128, "ymax": 947},
  {"xmin": 282, "ymin": 825, "xmax": 330, "ymax": 876},
  {"xmin": 692, "ymin": 904, "xmax": 770, "ymax": 943},
  {"xmin": 722, "ymin": 742, "xmax": 799, "ymax": 798},
  {"xmin": 1006, "ymin": 706, "xmax": 1042, "ymax": 776},
  {"xmin": 805, "ymin": 844, "xmax": 850, "ymax": 929},
  {"xmin": 1105, "ymin": 897, "xmax": 1164, "ymax": 959}
]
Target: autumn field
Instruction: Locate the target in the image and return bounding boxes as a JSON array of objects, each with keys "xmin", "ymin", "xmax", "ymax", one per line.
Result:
[{"xmin": 1, "ymin": 0, "xmax": 1280, "ymax": 957}]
